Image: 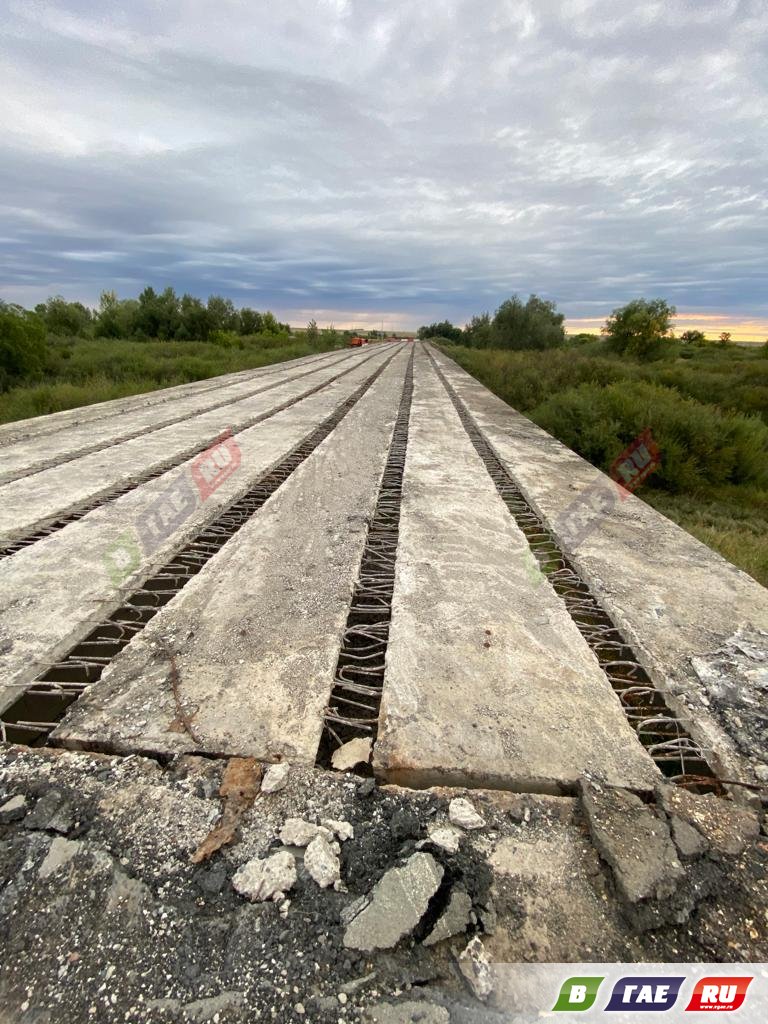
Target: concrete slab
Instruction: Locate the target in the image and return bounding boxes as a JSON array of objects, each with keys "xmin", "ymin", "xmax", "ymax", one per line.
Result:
[
  {"xmin": 52, "ymin": 350, "xmax": 410, "ymax": 760},
  {"xmin": 0, "ymin": 349, "xmax": 359, "ymax": 485},
  {"xmin": 0, "ymin": 349, "xmax": 341, "ymax": 449},
  {"xmin": 0, "ymin": 349, "xmax": 396, "ymax": 714},
  {"xmin": 373, "ymin": 348, "xmax": 660, "ymax": 793},
  {"xmin": 429, "ymin": 346, "xmax": 768, "ymax": 781},
  {"xmin": 0, "ymin": 348, "xmax": 384, "ymax": 544}
]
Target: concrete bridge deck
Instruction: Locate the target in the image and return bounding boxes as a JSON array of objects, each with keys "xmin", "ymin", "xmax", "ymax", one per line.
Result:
[{"xmin": 1, "ymin": 341, "xmax": 765, "ymax": 795}]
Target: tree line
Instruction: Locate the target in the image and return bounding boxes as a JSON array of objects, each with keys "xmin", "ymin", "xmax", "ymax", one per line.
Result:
[
  {"xmin": 32, "ymin": 288, "xmax": 290, "ymax": 342},
  {"xmin": 419, "ymin": 296, "xmax": 755, "ymax": 361}
]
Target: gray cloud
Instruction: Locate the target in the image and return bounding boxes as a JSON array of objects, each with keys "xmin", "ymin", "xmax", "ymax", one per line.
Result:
[{"xmin": 1, "ymin": 0, "xmax": 767, "ymax": 329}]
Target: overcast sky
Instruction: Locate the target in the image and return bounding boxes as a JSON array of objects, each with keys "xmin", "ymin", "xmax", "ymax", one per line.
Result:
[{"xmin": 1, "ymin": 0, "xmax": 767, "ymax": 334}]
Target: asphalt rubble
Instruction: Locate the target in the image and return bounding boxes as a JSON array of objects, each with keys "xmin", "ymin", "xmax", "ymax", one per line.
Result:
[{"xmin": 0, "ymin": 746, "xmax": 766, "ymax": 1023}]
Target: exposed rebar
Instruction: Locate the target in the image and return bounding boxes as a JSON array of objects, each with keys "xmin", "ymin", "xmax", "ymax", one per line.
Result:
[
  {"xmin": 0, "ymin": 353, "xmax": 397, "ymax": 747},
  {"xmin": 427, "ymin": 348, "xmax": 722, "ymax": 795}
]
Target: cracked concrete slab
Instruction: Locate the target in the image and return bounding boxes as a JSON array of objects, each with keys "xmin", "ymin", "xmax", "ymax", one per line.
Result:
[
  {"xmin": 0, "ymin": 350, "xmax": 395, "ymax": 715},
  {"xmin": 0, "ymin": 349, "xmax": 372, "ymax": 542},
  {"xmin": 429, "ymin": 346, "xmax": 768, "ymax": 784},
  {"xmin": 53, "ymin": 351, "xmax": 409, "ymax": 760},
  {"xmin": 0, "ymin": 350, "xmax": 360, "ymax": 487},
  {"xmin": 374, "ymin": 349, "xmax": 660, "ymax": 793}
]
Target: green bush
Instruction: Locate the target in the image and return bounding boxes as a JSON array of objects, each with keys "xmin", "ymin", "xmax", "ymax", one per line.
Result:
[
  {"xmin": 0, "ymin": 304, "xmax": 48, "ymax": 390},
  {"xmin": 531, "ymin": 380, "xmax": 768, "ymax": 493}
]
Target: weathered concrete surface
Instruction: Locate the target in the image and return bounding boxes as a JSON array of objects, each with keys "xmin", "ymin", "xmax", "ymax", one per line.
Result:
[
  {"xmin": 0, "ymin": 349, "xmax": 359, "ymax": 486},
  {"xmin": 429, "ymin": 346, "xmax": 768, "ymax": 784},
  {"xmin": 374, "ymin": 349, "xmax": 660, "ymax": 793},
  {"xmin": 52, "ymin": 351, "xmax": 409, "ymax": 760},
  {"xmin": 0, "ymin": 349, "xmax": 341, "ymax": 449},
  {"xmin": 0, "ymin": 348, "xmax": 381, "ymax": 543},
  {"xmin": 0, "ymin": 350, "xmax": 395, "ymax": 715},
  {"xmin": 1, "ymin": 748, "xmax": 764, "ymax": 1023}
]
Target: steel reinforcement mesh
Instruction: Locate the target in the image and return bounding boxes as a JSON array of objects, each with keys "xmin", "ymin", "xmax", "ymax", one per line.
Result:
[
  {"xmin": 316, "ymin": 349, "xmax": 415, "ymax": 765},
  {"xmin": 428, "ymin": 349, "xmax": 722, "ymax": 795},
  {"xmin": 0, "ymin": 352, "xmax": 398, "ymax": 747}
]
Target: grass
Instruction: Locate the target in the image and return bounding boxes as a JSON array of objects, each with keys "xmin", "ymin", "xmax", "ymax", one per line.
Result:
[
  {"xmin": 442, "ymin": 340, "xmax": 768, "ymax": 586},
  {"xmin": 0, "ymin": 335, "xmax": 341, "ymax": 425}
]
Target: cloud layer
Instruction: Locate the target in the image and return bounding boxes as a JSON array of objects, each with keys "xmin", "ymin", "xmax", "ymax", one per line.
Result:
[{"xmin": 1, "ymin": 0, "xmax": 767, "ymax": 331}]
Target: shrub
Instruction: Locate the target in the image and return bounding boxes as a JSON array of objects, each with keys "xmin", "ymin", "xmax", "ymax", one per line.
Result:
[
  {"xmin": 531, "ymin": 380, "xmax": 768, "ymax": 493},
  {"xmin": 0, "ymin": 303, "xmax": 47, "ymax": 389},
  {"xmin": 603, "ymin": 298, "xmax": 676, "ymax": 361}
]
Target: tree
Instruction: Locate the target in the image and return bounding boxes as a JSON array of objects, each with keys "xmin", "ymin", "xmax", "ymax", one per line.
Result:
[
  {"xmin": 491, "ymin": 294, "xmax": 565, "ymax": 350},
  {"xmin": 603, "ymin": 298, "xmax": 676, "ymax": 360},
  {"xmin": 261, "ymin": 311, "xmax": 281, "ymax": 335},
  {"xmin": 238, "ymin": 307, "xmax": 263, "ymax": 335},
  {"xmin": 417, "ymin": 321, "xmax": 462, "ymax": 341},
  {"xmin": 718, "ymin": 331, "xmax": 732, "ymax": 346},
  {"xmin": 94, "ymin": 290, "xmax": 139, "ymax": 339},
  {"xmin": 306, "ymin": 319, "xmax": 320, "ymax": 344},
  {"xmin": 680, "ymin": 329, "xmax": 707, "ymax": 346},
  {"xmin": 0, "ymin": 302, "xmax": 47, "ymax": 389},
  {"xmin": 34, "ymin": 296, "xmax": 92, "ymax": 337},
  {"xmin": 463, "ymin": 313, "xmax": 493, "ymax": 347},
  {"xmin": 206, "ymin": 295, "xmax": 238, "ymax": 334},
  {"xmin": 178, "ymin": 294, "xmax": 213, "ymax": 341}
]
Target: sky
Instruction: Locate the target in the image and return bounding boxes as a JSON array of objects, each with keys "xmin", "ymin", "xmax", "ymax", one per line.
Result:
[{"xmin": 1, "ymin": 0, "xmax": 767, "ymax": 337}]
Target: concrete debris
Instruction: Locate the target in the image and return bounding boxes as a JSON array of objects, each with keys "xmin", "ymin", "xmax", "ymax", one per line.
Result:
[
  {"xmin": 39, "ymin": 837, "xmax": 80, "ymax": 880},
  {"xmin": 657, "ymin": 784, "xmax": 760, "ymax": 859},
  {"xmin": 0, "ymin": 793, "xmax": 28, "ymax": 823},
  {"xmin": 364, "ymin": 1001, "xmax": 450, "ymax": 1024},
  {"xmin": 304, "ymin": 835, "xmax": 341, "ymax": 889},
  {"xmin": 232, "ymin": 850, "xmax": 297, "ymax": 902},
  {"xmin": 279, "ymin": 818, "xmax": 333, "ymax": 847},
  {"xmin": 580, "ymin": 778, "xmax": 684, "ymax": 908},
  {"xmin": 343, "ymin": 853, "xmax": 444, "ymax": 951},
  {"xmin": 423, "ymin": 827, "xmax": 461, "ymax": 854},
  {"xmin": 457, "ymin": 936, "xmax": 493, "ymax": 1002},
  {"xmin": 322, "ymin": 818, "xmax": 355, "ymax": 842},
  {"xmin": 331, "ymin": 738, "xmax": 372, "ymax": 772},
  {"xmin": 423, "ymin": 887, "xmax": 473, "ymax": 947},
  {"xmin": 24, "ymin": 788, "xmax": 74, "ymax": 834},
  {"xmin": 690, "ymin": 627, "xmax": 768, "ymax": 757},
  {"xmin": 669, "ymin": 816, "xmax": 708, "ymax": 861},
  {"xmin": 261, "ymin": 762, "xmax": 291, "ymax": 794},
  {"xmin": 449, "ymin": 798, "xmax": 486, "ymax": 831}
]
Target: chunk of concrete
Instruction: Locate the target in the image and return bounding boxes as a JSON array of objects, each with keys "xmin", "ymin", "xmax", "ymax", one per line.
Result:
[
  {"xmin": 0, "ymin": 794, "xmax": 28, "ymax": 823},
  {"xmin": 458, "ymin": 936, "xmax": 493, "ymax": 1002},
  {"xmin": 304, "ymin": 835, "xmax": 341, "ymax": 889},
  {"xmin": 657, "ymin": 784, "xmax": 760, "ymax": 859},
  {"xmin": 232, "ymin": 850, "xmax": 296, "ymax": 902},
  {"xmin": 331, "ymin": 738, "xmax": 372, "ymax": 772},
  {"xmin": 321, "ymin": 819, "xmax": 354, "ymax": 842},
  {"xmin": 449, "ymin": 798, "xmax": 485, "ymax": 831},
  {"xmin": 423, "ymin": 887, "xmax": 472, "ymax": 946},
  {"xmin": 423, "ymin": 827, "xmax": 461, "ymax": 854},
  {"xmin": 24, "ymin": 789, "xmax": 74, "ymax": 834},
  {"xmin": 279, "ymin": 818, "xmax": 333, "ymax": 847},
  {"xmin": 261, "ymin": 763, "xmax": 290, "ymax": 794},
  {"xmin": 580, "ymin": 778, "xmax": 684, "ymax": 906},
  {"xmin": 343, "ymin": 852, "xmax": 444, "ymax": 951},
  {"xmin": 39, "ymin": 837, "xmax": 80, "ymax": 879}
]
